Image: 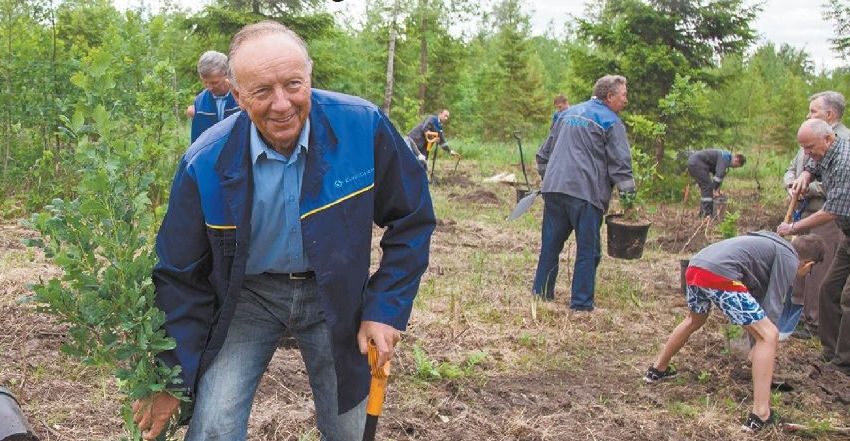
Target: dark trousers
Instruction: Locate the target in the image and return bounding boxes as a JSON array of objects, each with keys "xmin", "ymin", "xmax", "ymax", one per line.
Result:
[
  {"xmin": 532, "ymin": 193, "xmax": 602, "ymax": 310},
  {"xmin": 687, "ymin": 163, "xmax": 714, "ymax": 216},
  {"xmin": 819, "ymin": 236, "xmax": 850, "ymax": 368},
  {"xmin": 791, "ymin": 220, "xmax": 844, "ymax": 331}
]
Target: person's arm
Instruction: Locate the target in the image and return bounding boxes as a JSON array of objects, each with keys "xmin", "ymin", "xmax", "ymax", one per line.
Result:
[
  {"xmin": 713, "ymin": 152, "xmax": 730, "ymax": 188},
  {"xmin": 783, "ymin": 149, "xmax": 802, "ymax": 192},
  {"xmin": 135, "ymin": 156, "xmax": 216, "ymax": 438},
  {"xmin": 360, "ymin": 112, "xmax": 436, "ymax": 367},
  {"xmin": 535, "ymin": 132, "xmax": 555, "ymax": 179},
  {"xmin": 761, "ymin": 253, "xmax": 798, "ymax": 328},
  {"xmin": 606, "ymin": 121, "xmax": 636, "ymax": 193}
]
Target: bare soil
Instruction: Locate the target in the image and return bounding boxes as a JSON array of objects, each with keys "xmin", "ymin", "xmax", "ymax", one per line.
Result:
[{"xmin": 1, "ymin": 170, "xmax": 848, "ymax": 441}]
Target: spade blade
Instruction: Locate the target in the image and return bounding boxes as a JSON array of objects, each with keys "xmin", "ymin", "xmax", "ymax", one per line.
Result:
[{"xmin": 508, "ymin": 190, "xmax": 540, "ymax": 221}]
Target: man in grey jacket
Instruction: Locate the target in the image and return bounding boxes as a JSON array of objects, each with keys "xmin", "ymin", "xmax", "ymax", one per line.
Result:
[
  {"xmin": 686, "ymin": 149, "xmax": 745, "ymax": 217},
  {"xmin": 532, "ymin": 74, "xmax": 634, "ymax": 310},
  {"xmin": 645, "ymin": 232, "xmax": 824, "ymax": 432},
  {"xmin": 780, "ymin": 91, "xmax": 849, "ymax": 339}
]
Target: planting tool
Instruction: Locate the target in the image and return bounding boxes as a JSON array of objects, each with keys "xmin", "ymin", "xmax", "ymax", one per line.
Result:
[
  {"xmin": 781, "ymin": 422, "xmax": 850, "ymax": 435},
  {"xmin": 362, "ymin": 340, "xmax": 392, "ymax": 441},
  {"xmin": 783, "ymin": 190, "xmax": 800, "ymax": 240},
  {"xmin": 513, "ymin": 131, "xmax": 532, "ymax": 194},
  {"xmin": 507, "ymin": 131, "xmax": 540, "ymax": 220},
  {"xmin": 425, "ymin": 131, "xmax": 440, "ymax": 183},
  {"xmin": 784, "ymin": 192, "xmax": 798, "ymax": 224},
  {"xmin": 507, "ymin": 189, "xmax": 540, "ymax": 221}
]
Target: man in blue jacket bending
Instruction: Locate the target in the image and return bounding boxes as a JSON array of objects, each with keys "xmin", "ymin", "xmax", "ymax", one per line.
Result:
[
  {"xmin": 187, "ymin": 50, "xmax": 241, "ymax": 143},
  {"xmin": 132, "ymin": 21, "xmax": 435, "ymax": 441}
]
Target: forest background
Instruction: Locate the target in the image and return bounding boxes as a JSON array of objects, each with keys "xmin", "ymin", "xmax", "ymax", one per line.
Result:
[{"xmin": 3, "ymin": 0, "xmax": 850, "ymax": 212}]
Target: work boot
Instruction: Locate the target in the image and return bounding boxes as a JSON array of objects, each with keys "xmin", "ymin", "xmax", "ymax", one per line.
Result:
[{"xmin": 699, "ymin": 200, "xmax": 713, "ymax": 218}]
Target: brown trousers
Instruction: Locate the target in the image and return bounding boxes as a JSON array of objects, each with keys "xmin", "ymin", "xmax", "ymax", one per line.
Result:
[
  {"xmin": 791, "ymin": 220, "xmax": 845, "ymax": 330},
  {"xmin": 819, "ymin": 235, "xmax": 850, "ymax": 368}
]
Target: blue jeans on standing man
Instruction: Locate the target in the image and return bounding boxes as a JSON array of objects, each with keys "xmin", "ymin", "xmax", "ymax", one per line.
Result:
[
  {"xmin": 532, "ymin": 192, "xmax": 603, "ymax": 311},
  {"xmin": 185, "ymin": 273, "xmax": 366, "ymax": 441}
]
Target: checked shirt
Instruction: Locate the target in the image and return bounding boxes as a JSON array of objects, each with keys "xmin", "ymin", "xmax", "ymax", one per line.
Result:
[{"xmin": 806, "ymin": 136, "xmax": 850, "ymax": 235}]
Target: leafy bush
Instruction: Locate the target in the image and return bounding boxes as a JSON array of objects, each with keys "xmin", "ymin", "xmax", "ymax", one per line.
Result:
[{"xmin": 24, "ymin": 63, "xmax": 185, "ymax": 440}]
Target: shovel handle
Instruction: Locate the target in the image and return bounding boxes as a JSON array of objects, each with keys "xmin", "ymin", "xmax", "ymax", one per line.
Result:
[
  {"xmin": 366, "ymin": 340, "xmax": 391, "ymax": 417},
  {"xmin": 784, "ymin": 191, "xmax": 799, "ymax": 224}
]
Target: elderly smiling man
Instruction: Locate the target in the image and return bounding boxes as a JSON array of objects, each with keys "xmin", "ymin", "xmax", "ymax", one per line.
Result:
[
  {"xmin": 132, "ymin": 21, "xmax": 436, "ymax": 441},
  {"xmin": 778, "ymin": 118, "xmax": 850, "ymax": 377}
]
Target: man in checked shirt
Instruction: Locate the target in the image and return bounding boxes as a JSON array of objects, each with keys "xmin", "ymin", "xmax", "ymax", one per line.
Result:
[{"xmin": 778, "ymin": 118, "xmax": 850, "ymax": 376}]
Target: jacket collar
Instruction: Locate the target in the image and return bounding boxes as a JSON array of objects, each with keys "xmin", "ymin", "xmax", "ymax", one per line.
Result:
[
  {"xmin": 302, "ymin": 92, "xmax": 337, "ymax": 200},
  {"xmin": 214, "ymin": 113, "xmax": 254, "ymax": 237}
]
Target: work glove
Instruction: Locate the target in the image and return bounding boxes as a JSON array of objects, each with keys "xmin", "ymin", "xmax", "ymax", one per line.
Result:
[{"xmin": 417, "ymin": 153, "xmax": 428, "ymax": 169}]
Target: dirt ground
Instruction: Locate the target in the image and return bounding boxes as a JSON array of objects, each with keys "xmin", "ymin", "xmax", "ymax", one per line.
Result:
[{"xmin": 1, "ymin": 167, "xmax": 849, "ymax": 441}]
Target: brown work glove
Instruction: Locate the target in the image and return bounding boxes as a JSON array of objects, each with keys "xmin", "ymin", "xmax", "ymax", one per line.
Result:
[{"xmin": 132, "ymin": 391, "xmax": 180, "ymax": 440}]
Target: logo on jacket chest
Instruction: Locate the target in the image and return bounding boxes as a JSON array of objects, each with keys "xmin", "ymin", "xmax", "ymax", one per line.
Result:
[{"xmin": 334, "ymin": 167, "xmax": 374, "ymax": 189}]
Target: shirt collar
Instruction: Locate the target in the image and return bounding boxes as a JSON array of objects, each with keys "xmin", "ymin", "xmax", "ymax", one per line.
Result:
[
  {"xmin": 821, "ymin": 136, "xmax": 843, "ymax": 167},
  {"xmin": 212, "ymin": 90, "xmax": 231, "ymax": 100},
  {"xmin": 250, "ymin": 118, "xmax": 310, "ymax": 165}
]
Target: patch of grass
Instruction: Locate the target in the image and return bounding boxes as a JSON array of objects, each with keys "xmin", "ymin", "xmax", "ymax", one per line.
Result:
[
  {"xmin": 411, "ymin": 344, "xmax": 489, "ymax": 381},
  {"xmin": 669, "ymin": 401, "xmax": 700, "ymax": 417}
]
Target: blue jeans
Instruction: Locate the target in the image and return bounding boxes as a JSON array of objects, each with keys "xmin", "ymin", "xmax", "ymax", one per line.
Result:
[
  {"xmin": 532, "ymin": 193, "xmax": 602, "ymax": 310},
  {"xmin": 185, "ymin": 273, "xmax": 366, "ymax": 441}
]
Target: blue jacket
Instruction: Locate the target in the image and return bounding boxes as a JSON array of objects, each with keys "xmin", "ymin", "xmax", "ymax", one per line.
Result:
[
  {"xmin": 190, "ymin": 89, "xmax": 240, "ymax": 143},
  {"xmin": 153, "ymin": 89, "xmax": 436, "ymax": 413},
  {"xmin": 536, "ymin": 99, "xmax": 634, "ymax": 211}
]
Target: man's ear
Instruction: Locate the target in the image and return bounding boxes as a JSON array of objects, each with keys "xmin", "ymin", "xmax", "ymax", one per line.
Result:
[{"xmin": 228, "ymin": 81, "xmax": 242, "ymax": 107}]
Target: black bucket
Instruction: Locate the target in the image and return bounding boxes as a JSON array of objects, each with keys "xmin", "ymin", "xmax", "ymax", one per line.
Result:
[
  {"xmin": 516, "ymin": 188, "xmax": 530, "ymax": 203},
  {"xmin": 605, "ymin": 214, "xmax": 651, "ymax": 260},
  {"xmin": 0, "ymin": 387, "xmax": 39, "ymax": 441}
]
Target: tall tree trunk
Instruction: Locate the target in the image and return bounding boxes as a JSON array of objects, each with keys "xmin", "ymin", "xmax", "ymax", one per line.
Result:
[
  {"xmin": 49, "ymin": 0, "xmax": 58, "ymax": 152},
  {"xmin": 2, "ymin": 1, "xmax": 12, "ymax": 177},
  {"xmin": 382, "ymin": 1, "xmax": 399, "ymax": 116},
  {"xmin": 417, "ymin": 0, "xmax": 428, "ymax": 115}
]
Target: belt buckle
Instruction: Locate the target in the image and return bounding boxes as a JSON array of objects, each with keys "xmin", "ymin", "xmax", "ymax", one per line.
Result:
[{"xmin": 289, "ymin": 272, "xmax": 307, "ymax": 280}]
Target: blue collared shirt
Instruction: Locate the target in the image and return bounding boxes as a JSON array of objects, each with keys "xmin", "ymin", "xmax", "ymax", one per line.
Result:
[
  {"xmin": 213, "ymin": 92, "xmax": 230, "ymax": 120},
  {"xmin": 245, "ymin": 119, "xmax": 311, "ymax": 275}
]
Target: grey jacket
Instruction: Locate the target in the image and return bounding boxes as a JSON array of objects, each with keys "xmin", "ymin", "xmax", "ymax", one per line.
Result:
[
  {"xmin": 687, "ymin": 149, "xmax": 732, "ymax": 187},
  {"xmin": 688, "ymin": 231, "xmax": 799, "ymax": 327},
  {"xmin": 535, "ymin": 99, "xmax": 634, "ymax": 211},
  {"xmin": 783, "ymin": 148, "xmax": 825, "ymax": 213}
]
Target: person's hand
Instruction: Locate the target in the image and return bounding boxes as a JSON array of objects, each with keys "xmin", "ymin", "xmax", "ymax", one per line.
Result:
[
  {"xmin": 713, "ymin": 189, "xmax": 722, "ymax": 198},
  {"xmin": 790, "ymin": 173, "xmax": 811, "ymax": 197},
  {"xmin": 357, "ymin": 320, "xmax": 400, "ymax": 369},
  {"xmin": 132, "ymin": 392, "xmax": 180, "ymax": 440},
  {"xmin": 776, "ymin": 222, "xmax": 794, "ymax": 236},
  {"xmin": 185, "ymin": 104, "xmax": 195, "ymax": 118}
]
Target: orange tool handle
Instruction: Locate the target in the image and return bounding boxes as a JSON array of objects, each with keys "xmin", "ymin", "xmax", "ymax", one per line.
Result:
[
  {"xmin": 784, "ymin": 190, "xmax": 799, "ymax": 224},
  {"xmin": 425, "ymin": 130, "xmax": 440, "ymax": 153},
  {"xmin": 365, "ymin": 340, "xmax": 392, "ymax": 417}
]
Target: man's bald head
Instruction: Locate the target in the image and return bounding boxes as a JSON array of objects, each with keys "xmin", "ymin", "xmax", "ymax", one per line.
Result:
[
  {"xmin": 798, "ymin": 118, "xmax": 836, "ymax": 161},
  {"xmin": 227, "ymin": 20, "xmax": 312, "ymax": 91}
]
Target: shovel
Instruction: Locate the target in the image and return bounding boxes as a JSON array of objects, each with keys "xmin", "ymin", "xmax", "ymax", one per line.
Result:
[
  {"xmin": 508, "ymin": 189, "xmax": 540, "ymax": 221},
  {"xmin": 781, "ymin": 422, "xmax": 850, "ymax": 435},
  {"xmin": 362, "ymin": 340, "xmax": 392, "ymax": 441},
  {"xmin": 513, "ymin": 131, "xmax": 532, "ymax": 199}
]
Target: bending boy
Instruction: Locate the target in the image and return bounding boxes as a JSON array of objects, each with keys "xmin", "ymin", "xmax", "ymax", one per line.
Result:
[{"xmin": 644, "ymin": 232, "xmax": 824, "ymax": 432}]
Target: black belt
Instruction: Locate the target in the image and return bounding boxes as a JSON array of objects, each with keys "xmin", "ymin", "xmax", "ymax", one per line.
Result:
[{"xmin": 282, "ymin": 271, "xmax": 315, "ymax": 280}]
